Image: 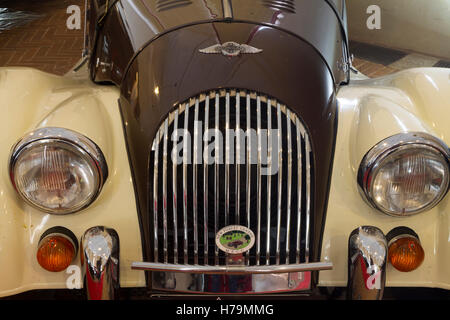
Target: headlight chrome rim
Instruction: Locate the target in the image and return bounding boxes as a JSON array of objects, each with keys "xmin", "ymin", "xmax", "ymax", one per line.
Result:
[
  {"xmin": 9, "ymin": 127, "xmax": 108, "ymax": 214},
  {"xmin": 358, "ymin": 132, "xmax": 450, "ymax": 217}
]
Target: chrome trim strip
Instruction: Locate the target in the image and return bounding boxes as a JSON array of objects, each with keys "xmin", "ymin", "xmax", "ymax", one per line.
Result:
[
  {"xmin": 162, "ymin": 118, "xmax": 169, "ymax": 263},
  {"xmin": 347, "ymin": 226, "xmax": 387, "ymax": 300},
  {"xmin": 203, "ymin": 96, "xmax": 210, "ymax": 265},
  {"xmin": 38, "ymin": 228, "xmax": 78, "ymax": 255},
  {"xmin": 286, "ymin": 109, "xmax": 292, "ymax": 264},
  {"xmin": 256, "ymin": 95, "xmax": 262, "ymax": 265},
  {"xmin": 222, "ymin": 0, "xmax": 233, "ymax": 19},
  {"xmin": 153, "ymin": 129, "xmax": 160, "ymax": 262},
  {"xmin": 388, "ymin": 233, "xmax": 420, "ymax": 247},
  {"xmin": 193, "ymin": 98, "xmax": 199, "ymax": 265},
  {"xmin": 132, "ymin": 261, "xmax": 332, "ymax": 274},
  {"xmin": 276, "ymin": 102, "xmax": 283, "ymax": 265},
  {"xmin": 183, "ymin": 102, "xmax": 189, "ymax": 263},
  {"xmin": 156, "ymin": 0, "xmax": 192, "ymax": 11},
  {"xmin": 82, "ymin": 226, "xmax": 119, "ymax": 300},
  {"xmin": 172, "ymin": 109, "xmax": 179, "ymax": 264}
]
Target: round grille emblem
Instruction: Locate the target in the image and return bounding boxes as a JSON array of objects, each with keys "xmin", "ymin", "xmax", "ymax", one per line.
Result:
[{"xmin": 215, "ymin": 225, "xmax": 255, "ymax": 254}]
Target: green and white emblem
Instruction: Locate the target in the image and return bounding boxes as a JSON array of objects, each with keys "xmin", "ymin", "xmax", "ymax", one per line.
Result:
[{"xmin": 215, "ymin": 225, "xmax": 255, "ymax": 254}]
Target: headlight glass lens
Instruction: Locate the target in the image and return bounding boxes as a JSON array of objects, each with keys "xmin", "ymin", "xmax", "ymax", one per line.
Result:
[
  {"xmin": 359, "ymin": 133, "xmax": 450, "ymax": 216},
  {"xmin": 10, "ymin": 128, "xmax": 107, "ymax": 214},
  {"xmin": 371, "ymin": 147, "xmax": 448, "ymax": 214}
]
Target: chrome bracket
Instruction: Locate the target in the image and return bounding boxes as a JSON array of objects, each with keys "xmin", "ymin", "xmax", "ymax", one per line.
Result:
[
  {"xmin": 226, "ymin": 253, "xmax": 245, "ymax": 266},
  {"xmin": 338, "ymin": 54, "xmax": 358, "ymax": 74},
  {"xmin": 81, "ymin": 226, "xmax": 120, "ymax": 300},
  {"xmin": 347, "ymin": 226, "xmax": 387, "ymax": 300}
]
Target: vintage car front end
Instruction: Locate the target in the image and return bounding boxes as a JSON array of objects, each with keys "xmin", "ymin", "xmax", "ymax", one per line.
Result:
[{"xmin": 0, "ymin": 0, "xmax": 448, "ymax": 300}]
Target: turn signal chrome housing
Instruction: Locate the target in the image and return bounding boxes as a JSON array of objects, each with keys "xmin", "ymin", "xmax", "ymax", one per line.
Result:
[
  {"xmin": 37, "ymin": 227, "xmax": 78, "ymax": 272},
  {"xmin": 386, "ymin": 227, "xmax": 424, "ymax": 272}
]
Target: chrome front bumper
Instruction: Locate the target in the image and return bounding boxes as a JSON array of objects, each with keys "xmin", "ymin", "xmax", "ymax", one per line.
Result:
[
  {"xmin": 132, "ymin": 261, "xmax": 333, "ymax": 294},
  {"xmin": 131, "ymin": 261, "xmax": 333, "ymax": 274},
  {"xmin": 80, "ymin": 225, "xmax": 387, "ymax": 299}
]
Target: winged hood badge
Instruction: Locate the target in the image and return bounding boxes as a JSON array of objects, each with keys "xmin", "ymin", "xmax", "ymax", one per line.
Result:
[{"xmin": 199, "ymin": 42, "xmax": 263, "ymax": 57}]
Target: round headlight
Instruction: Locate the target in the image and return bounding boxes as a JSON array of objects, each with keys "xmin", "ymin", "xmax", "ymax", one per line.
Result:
[
  {"xmin": 9, "ymin": 127, "xmax": 108, "ymax": 214},
  {"xmin": 358, "ymin": 132, "xmax": 450, "ymax": 216}
]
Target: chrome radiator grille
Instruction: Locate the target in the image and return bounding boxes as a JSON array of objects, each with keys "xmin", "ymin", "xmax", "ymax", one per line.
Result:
[{"xmin": 150, "ymin": 89, "xmax": 312, "ymax": 266}]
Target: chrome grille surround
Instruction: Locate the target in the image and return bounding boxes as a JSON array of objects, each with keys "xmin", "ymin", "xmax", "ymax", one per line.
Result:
[{"xmin": 150, "ymin": 89, "xmax": 313, "ymax": 267}]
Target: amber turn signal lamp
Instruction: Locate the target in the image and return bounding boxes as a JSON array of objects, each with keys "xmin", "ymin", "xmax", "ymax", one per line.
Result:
[
  {"xmin": 37, "ymin": 227, "xmax": 78, "ymax": 272},
  {"xmin": 386, "ymin": 227, "xmax": 424, "ymax": 272}
]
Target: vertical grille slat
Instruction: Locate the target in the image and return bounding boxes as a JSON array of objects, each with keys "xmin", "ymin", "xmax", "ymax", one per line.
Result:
[
  {"xmin": 162, "ymin": 118, "xmax": 169, "ymax": 263},
  {"xmin": 275, "ymin": 102, "xmax": 283, "ymax": 265},
  {"xmin": 225, "ymin": 92, "xmax": 230, "ymax": 226},
  {"xmin": 256, "ymin": 95, "xmax": 262, "ymax": 266},
  {"xmin": 296, "ymin": 118, "xmax": 303, "ymax": 264},
  {"xmin": 265, "ymin": 98, "xmax": 272, "ymax": 266},
  {"xmin": 235, "ymin": 92, "xmax": 241, "ymax": 225},
  {"xmin": 153, "ymin": 129, "xmax": 160, "ymax": 262},
  {"xmin": 193, "ymin": 99, "xmax": 199, "ymax": 265},
  {"xmin": 151, "ymin": 89, "xmax": 313, "ymax": 267},
  {"xmin": 214, "ymin": 92, "xmax": 220, "ymax": 265},
  {"xmin": 285, "ymin": 109, "xmax": 292, "ymax": 264},
  {"xmin": 203, "ymin": 96, "xmax": 210, "ymax": 265},
  {"xmin": 182, "ymin": 102, "xmax": 189, "ymax": 264},
  {"xmin": 245, "ymin": 92, "xmax": 251, "ymax": 266},
  {"xmin": 172, "ymin": 109, "xmax": 179, "ymax": 264},
  {"xmin": 305, "ymin": 130, "xmax": 312, "ymax": 263}
]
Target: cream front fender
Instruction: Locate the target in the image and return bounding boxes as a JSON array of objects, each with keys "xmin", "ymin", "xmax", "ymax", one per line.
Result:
[
  {"xmin": 0, "ymin": 67, "xmax": 145, "ymax": 297},
  {"xmin": 320, "ymin": 68, "xmax": 450, "ymax": 289}
]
